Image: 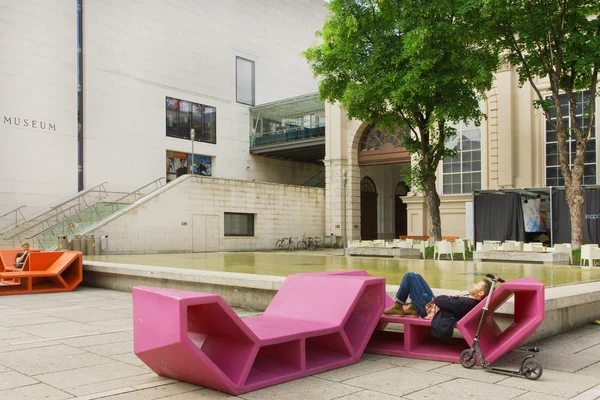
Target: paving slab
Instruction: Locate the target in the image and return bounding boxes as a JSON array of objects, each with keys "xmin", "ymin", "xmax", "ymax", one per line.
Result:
[
  {"xmin": 0, "ymin": 383, "xmax": 73, "ymax": 400},
  {"xmin": 0, "ymin": 370, "xmax": 39, "ymax": 391},
  {"xmin": 343, "ymin": 367, "xmax": 453, "ymax": 397},
  {"xmin": 15, "ymin": 320, "xmax": 108, "ymax": 338},
  {"xmin": 240, "ymin": 376, "xmax": 362, "ymax": 400},
  {"xmin": 56, "ymin": 331, "xmax": 132, "ymax": 347},
  {"xmin": 34, "ymin": 361, "xmax": 149, "ymax": 389},
  {"xmin": 405, "ymin": 377, "xmax": 526, "ymax": 400},
  {"xmin": 63, "ymin": 373, "xmax": 172, "ymax": 397},
  {"xmin": 81, "ymin": 340, "xmax": 133, "ymax": 356},
  {"xmin": 0, "ymin": 344, "xmax": 113, "ymax": 375},
  {"xmin": 316, "ymin": 360, "xmax": 395, "ymax": 382},
  {"xmin": 86, "ymin": 382, "xmax": 202, "ymax": 399},
  {"xmin": 497, "ymin": 369, "xmax": 600, "ymax": 398},
  {"xmin": 335, "ymin": 390, "xmax": 407, "ymax": 399}
]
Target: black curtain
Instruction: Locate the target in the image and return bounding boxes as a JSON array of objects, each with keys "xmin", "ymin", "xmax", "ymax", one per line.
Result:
[
  {"xmin": 474, "ymin": 193, "xmax": 525, "ymax": 242},
  {"xmin": 553, "ymin": 188, "xmax": 600, "ymax": 244},
  {"xmin": 584, "ymin": 189, "xmax": 600, "ymax": 244},
  {"xmin": 551, "ymin": 190, "xmax": 571, "ymax": 244}
]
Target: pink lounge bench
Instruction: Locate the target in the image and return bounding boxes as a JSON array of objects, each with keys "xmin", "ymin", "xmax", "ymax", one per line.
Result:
[
  {"xmin": 133, "ymin": 273, "xmax": 386, "ymax": 395},
  {"xmin": 367, "ymin": 277, "xmax": 545, "ymax": 365}
]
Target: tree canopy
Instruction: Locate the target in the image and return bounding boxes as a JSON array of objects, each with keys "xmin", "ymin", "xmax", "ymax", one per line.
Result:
[{"xmin": 305, "ymin": 0, "xmax": 499, "ymax": 239}]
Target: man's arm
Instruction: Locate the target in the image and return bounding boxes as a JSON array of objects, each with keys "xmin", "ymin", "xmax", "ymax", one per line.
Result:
[
  {"xmin": 433, "ymin": 295, "xmax": 464, "ymax": 314},
  {"xmin": 15, "ymin": 251, "xmax": 28, "ymax": 263}
]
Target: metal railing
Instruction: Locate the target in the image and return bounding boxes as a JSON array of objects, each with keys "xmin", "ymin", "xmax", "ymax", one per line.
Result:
[
  {"xmin": 250, "ymin": 126, "xmax": 325, "ymax": 147},
  {"xmin": 26, "ymin": 178, "xmax": 167, "ymax": 250},
  {"xmin": 0, "ymin": 182, "xmax": 110, "ymax": 238},
  {"xmin": 0, "ymin": 206, "xmax": 27, "ymax": 234},
  {"xmin": 301, "ymin": 171, "xmax": 326, "ymax": 188},
  {"xmin": 113, "ymin": 177, "xmax": 166, "ymax": 204},
  {"xmin": 3, "ymin": 203, "xmax": 84, "ymax": 248},
  {"xmin": 26, "ymin": 201, "xmax": 129, "ymax": 250}
]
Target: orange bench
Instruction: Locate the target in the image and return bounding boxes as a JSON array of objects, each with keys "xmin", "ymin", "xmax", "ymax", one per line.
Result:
[
  {"xmin": 399, "ymin": 236, "xmax": 460, "ymax": 241},
  {"xmin": 0, "ymin": 250, "xmax": 82, "ymax": 295}
]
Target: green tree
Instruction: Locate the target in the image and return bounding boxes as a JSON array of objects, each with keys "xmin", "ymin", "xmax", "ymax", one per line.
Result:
[
  {"xmin": 482, "ymin": 0, "xmax": 600, "ymax": 249},
  {"xmin": 304, "ymin": 0, "xmax": 498, "ymax": 240}
]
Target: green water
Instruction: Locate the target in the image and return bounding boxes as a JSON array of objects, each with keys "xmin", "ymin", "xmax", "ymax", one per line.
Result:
[{"xmin": 85, "ymin": 252, "xmax": 600, "ymax": 291}]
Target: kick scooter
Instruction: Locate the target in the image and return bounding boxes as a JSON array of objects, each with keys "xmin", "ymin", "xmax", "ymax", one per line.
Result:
[{"xmin": 459, "ymin": 273, "xmax": 543, "ymax": 380}]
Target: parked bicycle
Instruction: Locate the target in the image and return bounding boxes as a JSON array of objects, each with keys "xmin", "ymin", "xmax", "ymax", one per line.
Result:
[
  {"xmin": 275, "ymin": 237, "xmax": 296, "ymax": 250},
  {"xmin": 296, "ymin": 234, "xmax": 324, "ymax": 251}
]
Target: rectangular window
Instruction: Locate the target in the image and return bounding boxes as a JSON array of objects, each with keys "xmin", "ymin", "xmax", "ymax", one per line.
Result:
[
  {"xmin": 224, "ymin": 213, "xmax": 254, "ymax": 236},
  {"xmin": 236, "ymin": 56, "xmax": 255, "ymax": 106},
  {"xmin": 165, "ymin": 97, "xmax": 216, "ymax": 144},
  {"xmin": 545, "ymin": 91, "xmax": 596, "ymax": 186},
  {"xmin": 442, "ymin": 122, "xmax": 482, "ymax": 194}
]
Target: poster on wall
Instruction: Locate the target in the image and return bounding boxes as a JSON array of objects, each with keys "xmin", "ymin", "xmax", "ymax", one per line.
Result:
[
  {"xmin": 188, "ymin": 154, "xmax": 212, "ymax": 176},
  {"xmin": 166, "ymin": 150, "xmax": 212, "ymax": 182}
]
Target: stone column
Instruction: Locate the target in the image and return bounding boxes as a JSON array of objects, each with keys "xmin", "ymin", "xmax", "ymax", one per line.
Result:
[{"xmin": 325, "ymin": 103, "xmax": 363, "ymax": 245}]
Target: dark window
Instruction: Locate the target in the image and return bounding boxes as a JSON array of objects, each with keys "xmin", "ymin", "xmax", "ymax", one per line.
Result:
[
  {"xmin": 545, "ymin": 91, "xmax": 596, "ymax": 186},
  {"xmin": 165, "ymin": 97, "xmax": 216, "ymax": 144},
  {"xmin": 236, "ymin": 57, "xmax": 255, "ymax": 106},
  {"xmin": 224, "ymin": 213, "xmax": 254, "ymax": 236}
]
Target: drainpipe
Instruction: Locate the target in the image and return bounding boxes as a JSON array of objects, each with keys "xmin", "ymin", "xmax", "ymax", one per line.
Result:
[{"xmin": 343, "ymin": 169, "xmax": 347, "ymax": 250}]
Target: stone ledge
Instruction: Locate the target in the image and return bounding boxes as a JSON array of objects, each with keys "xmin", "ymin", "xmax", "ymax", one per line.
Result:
[
  {"xmin": 345, "ymin": 247, "xmax": 421, "ymax": 259},
  {"xmin": 473, "ymin": 250, "xmax": 570, "ymax": 265}
]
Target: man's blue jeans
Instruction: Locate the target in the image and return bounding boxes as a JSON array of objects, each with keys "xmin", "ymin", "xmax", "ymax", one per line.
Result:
[{"xmin": 394, "ymin": 272, "xmax": 435, "ymax": 317}]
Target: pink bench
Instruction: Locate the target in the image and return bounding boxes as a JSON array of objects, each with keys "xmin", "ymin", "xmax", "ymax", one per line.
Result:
[
  {"xmin": 367, "ymin": 277, "xmax": 545, "ymax": 365},
  {"xmin": 133, "ymin": 273, "xmax": 385, "ymax": 395}
]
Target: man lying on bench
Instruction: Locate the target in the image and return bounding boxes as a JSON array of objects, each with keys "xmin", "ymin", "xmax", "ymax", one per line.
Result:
[{"xmin": 383, "ymin": 272, "xmax": 492, "ymax": 339}]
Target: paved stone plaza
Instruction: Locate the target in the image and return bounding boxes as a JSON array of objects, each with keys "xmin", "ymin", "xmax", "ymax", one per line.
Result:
[{"xmin": 1, "ymin": 287, "xmax": 600, "ymax": 399}]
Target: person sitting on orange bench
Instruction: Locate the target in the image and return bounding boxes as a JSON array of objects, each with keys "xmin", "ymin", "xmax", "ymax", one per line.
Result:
[{"xmin": 14, "ymin": 242, "xmax": 30, "ymax": 268}]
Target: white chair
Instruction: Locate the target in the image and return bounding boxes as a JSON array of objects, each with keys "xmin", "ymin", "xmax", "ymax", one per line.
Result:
[
  {"xmin": 590, "ymin": 247, "xmax": 600, "ymax": 267},
  {"xmin": 435, "ymin": 241, "xmax": 453, "ymax": 260},
  {"xmin": 476, "ymin": 242, "xmax": 494, "ymax": 252},
  {"xmin": 412, "ymin": 240, "xmax": 426, "ymax": 259},
  {"xmin": 360, "ymin": 240, "xmax": 374, "ymax": 248},
  {"xmin": 580, "ymin": 244, "xmax": 599, "ymax": 266},
  {"xmin": 372, "ymin": 240, "xmax": 386, "ymax": 248},
  {"xmin": 347, "ymin": 240, "xmax": 361, "ymax": 248},
  {"xmin": 552, "ymin": 243, "xmax": 573, "ymax": 264},
  {"xmin": 452, "ymin": 240, "xmax": 466, "ymax": 260}
]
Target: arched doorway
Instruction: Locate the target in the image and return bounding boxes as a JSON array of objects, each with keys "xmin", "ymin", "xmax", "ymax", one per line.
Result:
[
  {"xmin": 395, "ymin": 181, "xmax": 409, "ymax": 238},
  {"xmin": 360, "ymin": 177, "xmax": 378, "ymax": 240}
]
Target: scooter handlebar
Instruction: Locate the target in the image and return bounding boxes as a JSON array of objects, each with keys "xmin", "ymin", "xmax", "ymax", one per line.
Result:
[{"xmin": 485, "ymin": 273, "xmax": 505, "ymax": 283}]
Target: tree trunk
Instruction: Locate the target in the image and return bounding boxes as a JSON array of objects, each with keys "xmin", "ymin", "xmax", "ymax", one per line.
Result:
[
  {"xmin": 565, "ymin": 173, "xmax": 585, "ymax": 250},
  {"xmin": 423, "ymin": 176, "xmax": 442, "ymax": 241}
]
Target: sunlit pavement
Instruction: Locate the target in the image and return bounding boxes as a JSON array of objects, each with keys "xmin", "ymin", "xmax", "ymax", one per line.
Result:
[{"xmin": 0, "ymin": 287, "xmax": 599, "ymax": 399}]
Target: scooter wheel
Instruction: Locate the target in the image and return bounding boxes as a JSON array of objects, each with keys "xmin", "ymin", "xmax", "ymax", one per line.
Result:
[
  {"xmin": 523, "ymin": 359, "xmax": 543, "ymax": 380},
  {"xmin": 460, "ymin": 349, "xmax": 477, "ymax": 369}
]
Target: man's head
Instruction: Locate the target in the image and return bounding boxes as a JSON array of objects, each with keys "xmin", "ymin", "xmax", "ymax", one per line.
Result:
[
  {"xmin": 21, "ymin": 242, "xmax": 30, "ymax": 251},
  {"xmin": 469, "ymin": 279, "xmax": 492, "ymax": 300}
]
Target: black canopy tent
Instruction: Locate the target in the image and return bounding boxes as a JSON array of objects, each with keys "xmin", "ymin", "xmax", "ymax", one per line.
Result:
[{"xmin": 472, "ymin": 186, "xmax": 600, "ymax": 246}]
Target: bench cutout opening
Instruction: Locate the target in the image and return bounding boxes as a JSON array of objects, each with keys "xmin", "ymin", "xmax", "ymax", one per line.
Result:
[
  {"xmin": 305, "ymin": 332, "xmax": 351, "ymax": 370},
  {"xmin": 245, "ymin": 340, "xmax": 302, "ymax": 386},
  {"xmin": 187, "ymin": 303, "xmax": 254, "ymax": 385}
]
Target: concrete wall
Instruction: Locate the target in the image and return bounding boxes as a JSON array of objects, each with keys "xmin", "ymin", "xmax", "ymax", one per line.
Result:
[
  {"xmin": 1, "ymin": 0, "xmax": 327, "ymax": 217},
  {"xmin": 0, "ymin": 1, "xmax": 78, "ymax": 217},
  {"xmin": 83, "ymin": 0, "xmax": 327, "ymax": 193},
  {"xmin": 92, "ymin": 176, "xmax": 325, "ymax": 254}
]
